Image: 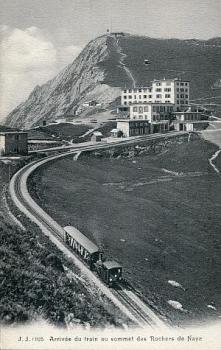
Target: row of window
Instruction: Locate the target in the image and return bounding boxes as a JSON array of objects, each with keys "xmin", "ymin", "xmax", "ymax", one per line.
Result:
[
  {"xmin": 132, "ymin": 115, "xmax": 169, "ymax": 121},
  {"xmin": 123, "ymin": 87, "xmax": 188, "ymax": 96},
  {"xmin": 9, "ymin": 134, "xmax": 25, "ymax": 141},
  {"xmin": 132, "ymin": 116, "xmax": 149, "ymax": 120},
  {"xmin": 124, "ymin": 101, "xmax": 174, "ymax": 105},
  {"xmin": 155, "ymin": 81, "xmax": 188, "ymax": 87},
  {"xmin": 123, "ymin": 88, "xmax": 152, "ymax": 93},
  {"xmin": 153, "ymin": 106, "xmax": 173, "ymax": 112},
  {"xmin": 132, "ymin": 105, "xmax": 173, "ymax": 113},
  {"xmin": 183, "ymin": 114, "xmax": 200, "ymax": 121},
  {"xmin": 177, "ymin": 100, "xmax": 189, "ymax": 105},
  {"xmin": 155, "ymin": 88, "xmax": 172, "ymax": 92},
  {"xmin": 129, "ymin": 128, "xmax": 150, "ymax": 136},
  {"xmin": 152, "ymin": 115, "xmax": 167, "ymax": 121},
  {"xmin": 155, "ymin": 94, "xmax": 171, "ymax": 99},
  {"xmin": 177, "ymin": 88, "xmax": 188, "ymax": 92},
  {"xmin": 123, "ymin": 93, "xmax": 177, "ymax": 99},
  {"xmin": 177, "ymin": 94, "xmax": 189, "ymax": 98},
  {"xmin": 176, "ymin": 82, "xmax": 189, "ymax": 86},
  {"xmin": 155, "ymin": 82, "xmax": 171, "ymax": 86},
  {"xmin": 130, "ymin": 120, "xmax": 150, "ymax": 126},
  {"xmin": 123, "ymin": 94, "xmax": 152, "ymax": 99},
  {"xmin": 133, "ymin": 106, "xmax": 149, "ymax": 112}
]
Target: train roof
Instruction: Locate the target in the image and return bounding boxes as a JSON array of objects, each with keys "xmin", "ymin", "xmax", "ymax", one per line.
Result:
[
  {"xmin": 64, "ymin": 226, "xmax": 100, "ymax": 254},
  {"xmin": 103, "ymin": 261, "xmax": 122, "ymax": 270}
]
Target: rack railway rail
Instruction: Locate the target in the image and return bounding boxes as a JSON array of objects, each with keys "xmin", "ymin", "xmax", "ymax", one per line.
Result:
[
  {"xmin": 9, "ymin": 133, "xmax": 186, "ymax": 328},
  {"xmin": 114, "ymin": 289, "xmax": 155, "ymax": 327}
]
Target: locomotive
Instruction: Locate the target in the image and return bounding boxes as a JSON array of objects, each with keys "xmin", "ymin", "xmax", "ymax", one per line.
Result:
[{"xmin": 64, "ymin": 226, "xmax": 122, "ymax": 287}]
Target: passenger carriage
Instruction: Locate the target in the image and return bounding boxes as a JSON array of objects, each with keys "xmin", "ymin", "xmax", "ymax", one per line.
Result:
[{"xmin": 64, "ymin": 226, "xmax": 102, "ymax": 269}]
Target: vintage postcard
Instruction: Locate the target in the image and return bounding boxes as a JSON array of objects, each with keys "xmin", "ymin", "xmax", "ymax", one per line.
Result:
[{"xmin": 0, "ymin": 0, "xmax": 220, "ymax": 349}]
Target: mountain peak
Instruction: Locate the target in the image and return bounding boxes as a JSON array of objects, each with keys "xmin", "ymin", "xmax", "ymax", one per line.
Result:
[{"xmin": 5, "ymin": 34, "xmax": 221, "ymax": 128}]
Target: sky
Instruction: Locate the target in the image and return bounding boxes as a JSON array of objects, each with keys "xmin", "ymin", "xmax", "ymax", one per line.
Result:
[{"xmin": 0, "ymin": 0, "xmax": 221, "ymax": 120}]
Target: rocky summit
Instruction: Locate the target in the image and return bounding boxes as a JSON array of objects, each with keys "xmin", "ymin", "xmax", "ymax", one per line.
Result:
[{"xmin": 5, "ymin": 33, "xmax": 221, "ymax": 128}]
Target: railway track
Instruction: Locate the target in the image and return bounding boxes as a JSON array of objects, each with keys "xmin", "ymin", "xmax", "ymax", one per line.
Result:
[
  {"xmin": 115, "ymin": 289, "xmax": 154, "ymax": 327},
  {"xmin": 29, "ymin": 130, "xmax": 188, "ymax": 154},
  {"xmin": 9, "ymin": 134, "xmax": 185, "ymax": 328}
]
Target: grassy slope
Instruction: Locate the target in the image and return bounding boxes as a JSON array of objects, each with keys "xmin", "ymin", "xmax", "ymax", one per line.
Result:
[
  {"xmin": 118, "ymin": 36, "xmax": 221, "ymax": 100},
  {"xmin": 30, "ymin": 135, "xmax": 221, "ymax": 326},
  {"xmin": 99, "ymin": 35, "xmax": 221, "ymax": 111},
  {"xmin": 27, "ymin": 123, "xmax": 90, "ymax": 142}
]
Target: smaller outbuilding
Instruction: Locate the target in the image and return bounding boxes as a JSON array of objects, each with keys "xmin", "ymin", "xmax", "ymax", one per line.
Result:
[
  {"xmin": 172, "ymin": 110, "xmax": 209, "ymax": 131},
  {"xmin": 110, "ymin": 128, "xmax": 123, "ymax": 138},
  {"xmin": 116, "ymin": 120, "xmax": 150, "ymax": 137},
  {"xmin": 173, "ymin": 120, "xmax": 209, "ymax": 132},
  {"xmin": 0, "ymin": 130, "xmax": 28, "ymax": 156},
  {"xmin": 91, "ymin": 131, "xmax": 103, "ymax": 142}
]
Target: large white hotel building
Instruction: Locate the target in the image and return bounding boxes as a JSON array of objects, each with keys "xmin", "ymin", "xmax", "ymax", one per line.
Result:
[
  {"xmin": 121, "ymin": 78, "xmax": 190, "ymax": 110},
  {"xmin": 115, "ymin": 78, "xmax": 191, "ymax": 137}
]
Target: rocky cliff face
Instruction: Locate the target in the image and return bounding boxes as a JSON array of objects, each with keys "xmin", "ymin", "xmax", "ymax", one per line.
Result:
[
  {"xmin": 5, "ymin": 35, "xmax": 123, "ymax": 128},
  {"xmin": 5, "ymin": 34, "xmax": 221, "ymax": 128}
]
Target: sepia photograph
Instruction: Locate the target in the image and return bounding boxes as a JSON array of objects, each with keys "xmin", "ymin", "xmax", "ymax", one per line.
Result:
[{"xmin": 0, "ymin": 1, "xmax": 221, "ymax": 349}]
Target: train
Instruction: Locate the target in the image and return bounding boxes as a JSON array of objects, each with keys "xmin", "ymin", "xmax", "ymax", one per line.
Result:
[{"xmin": 64, "ymin": 226, "xmax": 122, "ymax": 287}]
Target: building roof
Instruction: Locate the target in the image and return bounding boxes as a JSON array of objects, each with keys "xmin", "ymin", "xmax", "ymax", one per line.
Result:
[
  {"xmin": 118, "ymin": 102, "xmax": 174, "ymax": 107},
  {"xmin": 110, "ymin": 128, "xmax": 120, "ymax": 132},
  {"xmin": 173, "ymin": 120, "xmax": 209, "ymax": 124},
  {"xmin": 0, "ymin": 125, "xmax": 21, "ymax": 132},
  {"xmin": 0, "ymin": 131, "xmax": 28, "ymax": 136},
  {"xmin": 152, "ymin": 78, "xmax": 190, "ymax": 82},
  {"xmin": 122, "ymin": 86, "xmax": 151, "ymax": 90},
  {"xmin": 117, "ymin": 119, "xmax": 149, "ymax": 123},
  {"xmin": 102, "ymin": 260, "xmax": 122, "ymax": 270},
  {"xmin": 173, "ymin": 111, "xmax": 201, "ymax": 114},
  {"xmin": 64, "ymin": 226, "xmax": 100, "ymax": 255},
  {"xmin": 0, "ymin": 125, "xmax": 27, "ymax": 135},
  {"xmin": 92, "ymin": 131, "xmax": 103, "ymax": 136},
  {"xmin": 152, "ymin": 120, "xmax": 169, "ymax": 124}
]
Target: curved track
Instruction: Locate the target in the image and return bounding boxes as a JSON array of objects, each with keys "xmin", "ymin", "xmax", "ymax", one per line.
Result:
[{"xmin": 9, "ymin": 133, "xmax": 186, "ymax": 328}]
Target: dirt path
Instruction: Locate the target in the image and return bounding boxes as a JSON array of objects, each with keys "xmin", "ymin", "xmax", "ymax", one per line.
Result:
[
  {"xmin": 209, "ymin": 149, "xmax": 221, "ymax": 174},
  {"xmin": 114, "ymin": 38, "xmax": 136, "ymax": 88}
]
